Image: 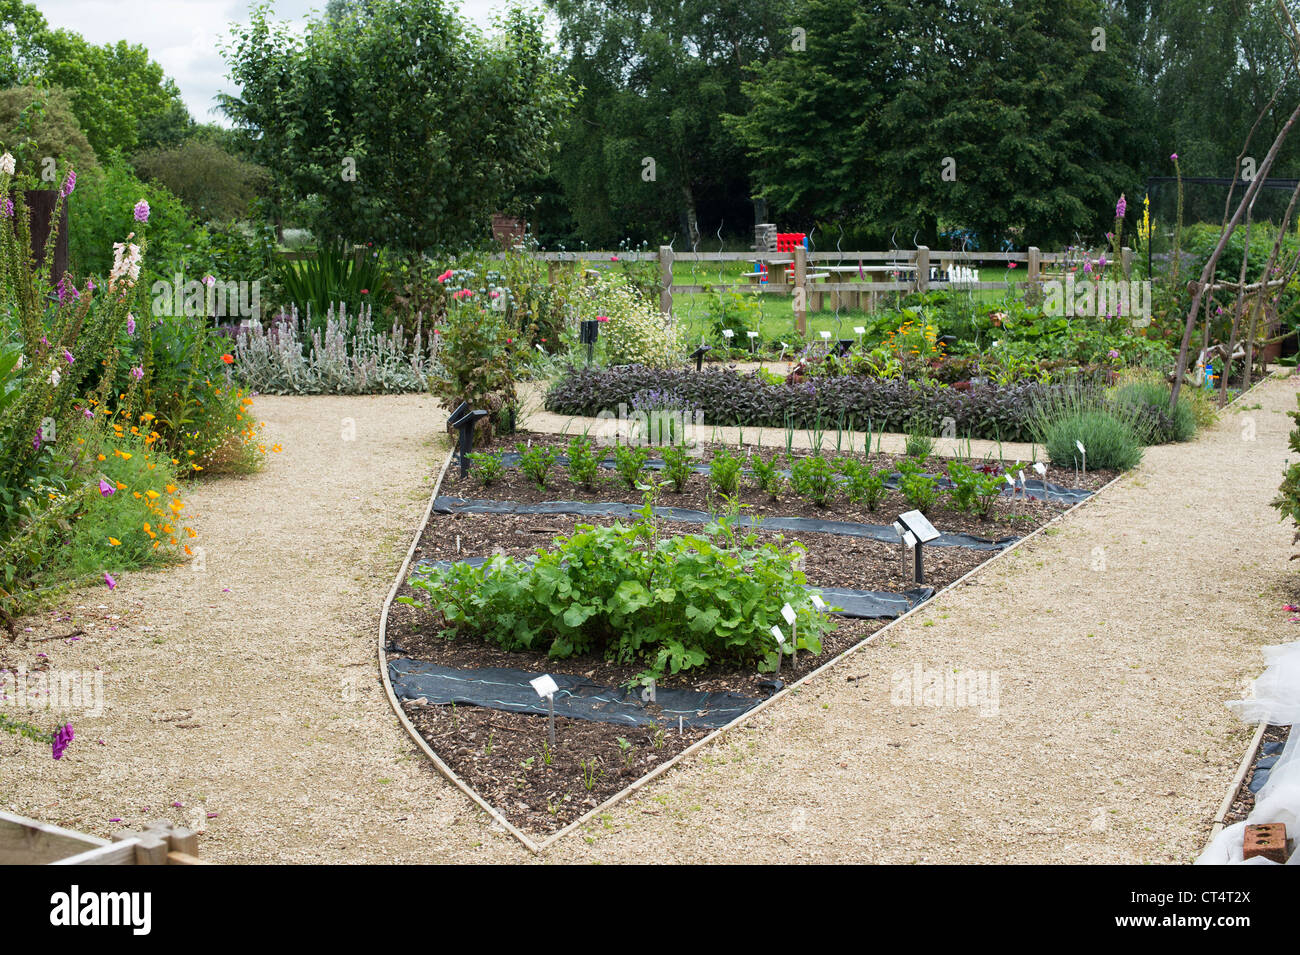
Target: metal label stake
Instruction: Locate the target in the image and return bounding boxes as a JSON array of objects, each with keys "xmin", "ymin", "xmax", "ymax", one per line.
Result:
[{"xmin": 529, "ymin": 674, "xmax": 559, "ymax": 748}]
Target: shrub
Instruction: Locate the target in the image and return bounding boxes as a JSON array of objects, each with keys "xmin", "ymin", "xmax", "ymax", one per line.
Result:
[
  {"xmin": 1114, "ymin": 378, "xmax": 1197, "ymax": 443},
  {"xmin": 547, "ymin": 365, "xmax": 1049, "ymax": 442},
  {"xmin": 1037, "ymin": 410, "xmax": 1144, "ymax": 471},
  {"xmin": 517, "ymin": 443, "xmax": 557, "ymax": 489},
  {"xmin": 67, "ymin": 158, "xmax": 202, "ymax": 287},
  {"xmin": 708, "ymin": 447, "xmax": 742, "ymax": 496},
  {"xmin": 428, "ymin": 299, "xmax": 516, "ymax": 441},
  {"xmin": 278, "ymin": 242, "xmax": 391, "ymax": 325},
  {"xmin": 613, "ymin": 444, "xmax": 650, "ymax": 489},
  {"xmin": 582, "ymin": 277, "xmax": 682, "ymax": 367},
  {"xmin": 565, "ymin": 435, "xmax": 600, "ymax": 488},
  {"xmin": 789, "ymin": 454, "xmax": 836, "ymax": 507},
  {"xmin": 1031, "ymin": 378, "xmax": 1145, "ymax": 470},
  {"xmin": 1273, "ymin": 394, "xmax": 1300, "ymax": 550},
  {"xmin": 467, "ymin": 451, "xmax": 504, "ymax": 486},
  {"xmin": 661, "ymin": 442, "xmax": 694, "ymax": 493},
  {"xmin": 896, "ymin": 459, "xmax": 940, "ymax": 513},
  {"xmin": 230, "ymin": 306, "xmax": 437, "ymax": 395},
  {"xmin": 402, "ymin": 508, "xmax": 831, "ymax": 681},
  {"xmin": 839, "ymin": 459, "xmax": 887, "ymax": 511},
  {"xmin": 749, "ymin": 452, "xmax": 785, "ymax": 499},
  {"xmin": 947, "ymin": 461, "xmax": 1003, "ymax": 516},
  {"xmin": 131, "ymin": 140, "xmax": 270, "ymax": 222}
]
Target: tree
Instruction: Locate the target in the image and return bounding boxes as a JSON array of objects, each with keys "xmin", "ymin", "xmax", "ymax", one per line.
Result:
[
  {"xmin": 730, "ymin": 0, "xmax": 1143, "ymax": 248},
  {"xmin": 132, "ymin": 140, "xmax": 270, "ymax": 222},
  {"xmin": 544, "ymin": 0, "xmax": 793, "ymax": 247},
  {"xmin": 220, "ymin": 0, "xmax": 575, "ymax": 253},
  {"xmin": 0, "ymin": 84, "xmax": 98, "ymax": 176},
  {"xmin": 41, "ymin": 32, "xmax": 184, "ymax": 156}
]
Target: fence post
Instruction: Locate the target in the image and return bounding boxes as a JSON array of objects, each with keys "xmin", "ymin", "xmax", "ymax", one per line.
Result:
[
  {"xmin": 1121, "ymin": 246, "xmax": 1133, "ymax": 280},
  {"xmin": 915, "ymin": 245, "xmax": 930, "ymax": 294},
  {"xmin": 793, "ymin": 244, "xmax": 807, "ymax": 336},
  {"xmin": 1027, "ymin": 246, "xmax": 1041, "ymax": 299},
  {"xmin": 658, "ymin": 246, "xmax": 674, "ymax": 316}
]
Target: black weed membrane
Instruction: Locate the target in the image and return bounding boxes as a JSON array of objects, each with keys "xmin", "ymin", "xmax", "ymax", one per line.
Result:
[
  {"xmin": 388, "ymin": 658, "xmax": 759, "ymax": 729},
  {"xmin": 493, "ymin": 452, "xmax": 1093, "ymax": 505},
  {"xmin": 431, "ymin": 497, "xmax": 1018, "ymax": 550}
]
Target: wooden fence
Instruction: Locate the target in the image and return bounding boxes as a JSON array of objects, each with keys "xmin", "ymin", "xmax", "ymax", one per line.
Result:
[{"xmin": 504, "ymin": 246, "xmax": 1135, "ymax": 335}]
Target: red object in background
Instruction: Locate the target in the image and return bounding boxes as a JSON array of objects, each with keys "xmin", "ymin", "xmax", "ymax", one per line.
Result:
[{"xmin": 775, "ymin": 232, "xmax": 807, "ymax": 253}]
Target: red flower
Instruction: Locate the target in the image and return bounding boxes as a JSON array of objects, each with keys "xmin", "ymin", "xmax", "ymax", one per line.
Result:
[
  {"xmin": 221, "ymin": 354, "xmax": 234, "ymax": 364},
  {"xmin": 360, "ymin": 288, "xmax": 369, "ymax": 295}
]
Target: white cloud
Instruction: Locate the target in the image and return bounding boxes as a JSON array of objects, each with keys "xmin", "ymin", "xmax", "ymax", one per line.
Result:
[{"xmin": 32, "ymin": 0, "xmax": 523, "ymax": 125}]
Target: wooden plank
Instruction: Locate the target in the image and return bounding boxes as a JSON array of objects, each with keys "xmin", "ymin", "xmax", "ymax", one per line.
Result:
[
  {"xmin": 166, "ymin": 850, "xmax": 209, "ymax": 866},
  {"xmin": 0, "ymin": 811, "xmax": 108, "ymax": 865},
  {"xmin": 50, "ymin": 840, "xmax": 139, "ymax": 866}
]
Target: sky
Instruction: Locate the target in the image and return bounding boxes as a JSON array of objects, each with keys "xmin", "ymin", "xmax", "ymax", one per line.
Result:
[{"xmin": 32, "ymin": 0, "xmax": 521, "ymax": 125}]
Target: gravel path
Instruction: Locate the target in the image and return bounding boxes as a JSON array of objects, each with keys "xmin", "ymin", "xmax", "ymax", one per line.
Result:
[{"xmin": 3, "ymin": 377, "xmax": 1295, "ymax": 863}]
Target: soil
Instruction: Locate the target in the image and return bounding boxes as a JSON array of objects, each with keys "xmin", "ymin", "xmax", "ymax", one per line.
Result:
[
  {"xmin": 1222, "ymin": 724, "xmax": 1292, "ymax": 828},
  {"xmin": 463, "ymin": 430, "xmax": 1120, "ymax": 496},
  {"xmin": 386, "ymin": 439, "xmax": 1047, "ymax": 834}
]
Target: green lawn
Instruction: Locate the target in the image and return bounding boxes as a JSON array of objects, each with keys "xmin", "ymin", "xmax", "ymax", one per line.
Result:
[{"xmin": 662, "ymin": 260, "xmax": 1029, "ymax": 343}]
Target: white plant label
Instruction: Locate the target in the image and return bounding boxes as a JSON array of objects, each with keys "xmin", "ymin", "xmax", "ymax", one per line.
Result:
[
  {"xmin": 770, "ymin": 625, "xmax": 787, "ymax": 648},
  {"xmin": 810, "ymin": 594, "xmax": 826, "ymax": 611},
  {"xmin": 902, "ymin": 530, "xmax": 917, "ymax": 549},
  {"xmin": 747, "ymin": 330, "xmax": 759, "ymax": 338},
  {"xmin": 1005, "ymin": 474, "xmax": 1015, "ymax": 487},
  {"xmin": 819, "ymin": 330, "xmax": 831, "ymax": 340},
  {"xmin": 529, "ymin": 674, "xmax": 559, "ymax": 699},
  {"xmin": 1033, "ymin": 462, "xmax": 1046, "ymax": 476},
  {"xmin": 722, "ymin": 329, "xmax": 734, "ymax": 339},
  {"xmin": 1076, "ymin": 440, "xmax": 1086, "ymax": 455},
  {"xmin": 854, "ymin": 326, "xmax": 866, "ymax": 335},
  {"xmin": 781, "ymin": 603, "xmax": 797, "ymax": 626}
]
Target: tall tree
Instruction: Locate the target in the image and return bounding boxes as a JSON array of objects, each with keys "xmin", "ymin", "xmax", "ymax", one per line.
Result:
[
  {"xmin": 545, "ymin": 0, "xmax": 793, "ymax": 247},
  {"xmin": 221, "ymin": 0, "xmax": 575, "ymax": 252},
  {"xmin": 730, "ymin": 0, "xmax": 1143, "ymax": 248}
]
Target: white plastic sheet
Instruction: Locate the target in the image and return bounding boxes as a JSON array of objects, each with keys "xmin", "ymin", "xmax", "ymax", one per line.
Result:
[
  {"xmin": 1226, "ymin": 641, "xmax": 1300, "ymax": 725},
  {"xmin": 1197, "ymin": 640, "xmax": 1300, "ymax": 865}
]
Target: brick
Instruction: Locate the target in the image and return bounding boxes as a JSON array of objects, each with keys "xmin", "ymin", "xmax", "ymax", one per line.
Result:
[{"xmin": 1243, "ymin": 823, "xmax": 1288, "ymax": 864}]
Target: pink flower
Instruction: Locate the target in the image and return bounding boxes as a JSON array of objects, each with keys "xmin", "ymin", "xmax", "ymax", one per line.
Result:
[
  {"xmin": 1170, "ymin": 153, "xmax": 1178, "ymax": 161},
  {"xmin": 596, "ymin": 314, "xmax": 610, "ymax": 323},
  {"xmin": 126, "ymin": 315, "xmax": 136, "ymax": 335},
  {"xmin": 63, "ymin": 350, "xmax": 74, "ymax": 365},
  {"xmin": 61, "ymin": 169, "xmax": 76, "ymax": 197},
  {"xmin": 104, "ymin": 573, "xmax": 116, "ymax": 590},
  {"xmin": 437, "ymin": 270, "xmax": 453, "ymax": 284},
  {"xmin": 133, "ymin": 199, "xmax": 150, "ymax": 223},
  {"xmin": 130, "ymin": 365, "xmax": 144, "ymax": 381},
  {"xmin": 1115, "ymin": 194, "xmax": 1126, "ymax": 219},
  {"xmin": 99, "ymin": 479, "xmax": 114, "ymax": 497}
]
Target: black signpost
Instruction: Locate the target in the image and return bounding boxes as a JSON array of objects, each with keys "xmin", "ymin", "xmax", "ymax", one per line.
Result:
[
  {"xmin": 579, "ymin": 319, "xmax": 600, "ymax": 366},
  {"xmin": 689, "ymin": 344, "xmax": 710, "ymax": 371},
  {"xmin": 895, "ymin": 509, "xmax": 941, "ymax": 584},
  {"xmin": 447, "ymin": 401, "xmax": 489, "ymax": 477}
]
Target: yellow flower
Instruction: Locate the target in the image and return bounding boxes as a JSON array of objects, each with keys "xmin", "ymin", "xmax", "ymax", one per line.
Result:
[
  {"xmin": 108, "ymin": 537, "xmax": 121, "ymax": 546},
  {"xmin": 97, "ymin": 454, "xmax": 106, "ymax": 461},
  {"xmin": 166, "ymin": 484, "xmax": 178, "ymax": 494},
  {"xmin": 115, "ymin": 450, "xmax": 132, "ymax": 460},
  {"xmin": 146, "ymin": 490, "xmax": 159, "ymax": 500}
]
